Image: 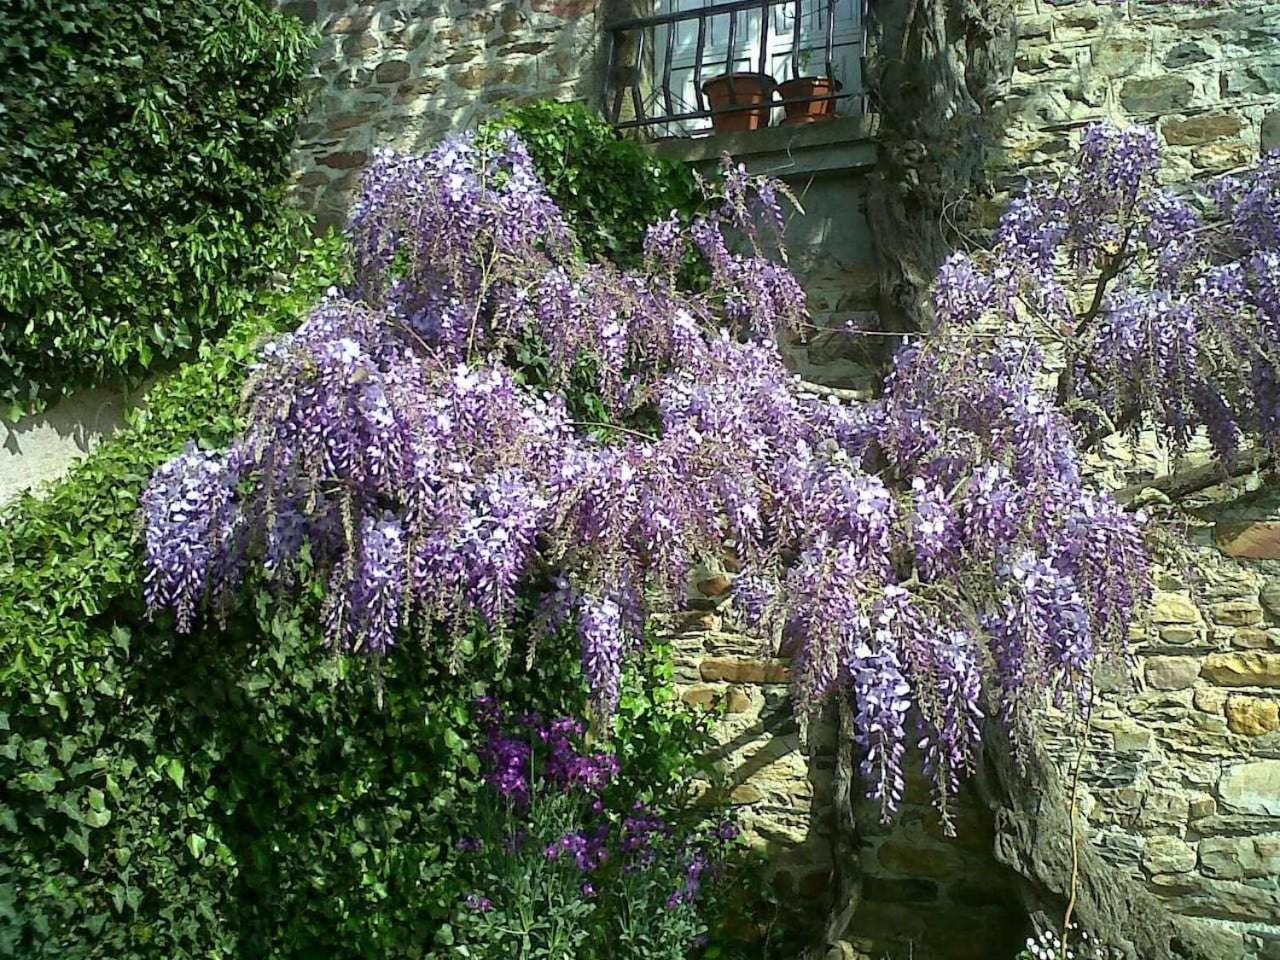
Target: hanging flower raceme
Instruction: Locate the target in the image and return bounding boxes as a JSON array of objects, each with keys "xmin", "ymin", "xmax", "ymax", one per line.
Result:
[{"xmin": 143, "ymin": 124, "xmax": 1277, "ymax": 829}]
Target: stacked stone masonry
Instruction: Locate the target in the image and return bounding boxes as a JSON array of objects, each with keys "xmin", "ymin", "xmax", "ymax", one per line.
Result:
[
  {"xmin": 994, "ymin": 5, "xmax": 1280, "ymax": 955},
  {"xmin": 671, "ymin": 547, "xmax": 1280, "ymax": 959},
  {"xmin": 668, "ymin": 592, "xmax": 1028, "ymax": 960},
  {"xmin": 274, "ymin": 0, "xmax": 605, "ymax": 227},
  {"xmin": 996, "ymin": 0, "xmax": 1280, "ymax": 193},
  {"xmin": 1039, "ymin": 549, "xmax": 1280, "ymax": 960}
]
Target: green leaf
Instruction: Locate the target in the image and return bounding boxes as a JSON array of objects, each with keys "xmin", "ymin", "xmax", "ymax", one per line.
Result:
[
  {"xmin": 164, "ymin": 758, "xmax": 185, "ymax": 791},
  {"xmin": 18, "ymin": 768, "xmax": 61, "ymax": 793}
]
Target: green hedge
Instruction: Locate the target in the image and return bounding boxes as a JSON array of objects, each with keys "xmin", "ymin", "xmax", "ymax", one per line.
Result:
[
  {"xmin": 0, "ymin": 236, "xmax": 337, "ymax": 958},
  {"xmin": 0, "ymin": 0, "xmax": 312, "ymax": 418},
  {"xmin": 481, "ymin": 102, "xmax": 703, "ymax": 266}
]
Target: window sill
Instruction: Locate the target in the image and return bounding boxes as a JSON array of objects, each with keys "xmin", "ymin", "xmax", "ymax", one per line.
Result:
[{"xmin": 645, "ymin": 114, "xmax": 877, "ymax": 177}]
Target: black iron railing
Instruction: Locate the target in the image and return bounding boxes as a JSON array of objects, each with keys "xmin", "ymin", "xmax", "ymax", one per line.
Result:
[{"xmin": 604, "ymin": 0, "xmax": 865, "ymax": 137}]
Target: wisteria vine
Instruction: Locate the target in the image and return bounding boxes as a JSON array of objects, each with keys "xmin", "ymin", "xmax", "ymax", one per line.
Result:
[{"xmin": 142, "ymin": 124, "xmax": 1279, "ymax": 828}]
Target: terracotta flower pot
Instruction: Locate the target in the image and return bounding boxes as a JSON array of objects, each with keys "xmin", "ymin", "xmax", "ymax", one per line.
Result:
[
  {"xmin": 701, "ymin": 73, "xmax": 776, "ymax": 134},
  {"xmin": 777, "ymin": 76, "xmax": 842, "ymax": 125}
]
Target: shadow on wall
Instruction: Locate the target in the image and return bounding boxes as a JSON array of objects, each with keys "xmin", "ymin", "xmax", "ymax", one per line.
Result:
[
  {"xmin": 0, "ymin": 385, "xmax": 140, "ymax": 505},
  {"xmin": 670, "ymin": 604, "xmax": 1030, "ymax": 960}
]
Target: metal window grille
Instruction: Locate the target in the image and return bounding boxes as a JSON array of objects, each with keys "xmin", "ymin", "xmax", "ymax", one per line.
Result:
[{"xmin": 604, "ymin": 0, "xmax": 866, "ymax": 138}]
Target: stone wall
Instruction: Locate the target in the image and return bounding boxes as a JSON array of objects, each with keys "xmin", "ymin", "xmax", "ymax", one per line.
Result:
[
  {"xmin": 666, "ymin": 525, "xmax": 1280, "ymax": 960},
  {"xmin": 668, "ymin": 572, "xmax": 1029, "ymax": 960},
  {"xmin": 1036, "ymin": 543, "xmax": 1280, "ymax": 960},
  {"xmin": 661, "ymin": 3, "xmax": 1280, "ymax": 958},
  {"xmin": 996, "ymin": 0, "xmax": 1279, "ymax": 189},
  {"xmin": 274, "ymin": 0, "xmax": 607, "ymax": 227},
  {"xmin": 666, "ymin": 537, "xmax": 1280, "ymax": 960},
  {"xmin": 990, "ymin": 4, "xmax": 1280, "ymax": 953}
]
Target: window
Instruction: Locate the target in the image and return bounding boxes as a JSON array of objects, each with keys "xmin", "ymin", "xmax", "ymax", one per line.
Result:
[{"xmin": 605, "ymin": 0, "xmax": 865, "ymax": 138}]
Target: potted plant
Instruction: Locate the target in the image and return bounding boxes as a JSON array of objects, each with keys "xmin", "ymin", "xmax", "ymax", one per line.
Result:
[
  {"xmin": 701, "ymin": 71, "xmax": 776, "ymax": 134},
  {"xmin": 777, "ymin": 48, "xmax": 841, "ymax": 125}
]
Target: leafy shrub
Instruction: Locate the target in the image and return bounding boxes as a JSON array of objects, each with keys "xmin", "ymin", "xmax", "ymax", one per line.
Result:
[
  {"xmin": 0, "ymin": 234, "xmax": 337, "ymax": 956},
  {"xmin": 438, "ymin": 703, "xmax": 739, "ymax": 959},
  {"xmin": 480, "ymin": 101, "xmax": 703, "ymax": 264},
  {"xmin": 0, "ymin": 0, "xmax": 312, "ymax": 417},
  {"xmin": 1, "ymin": 534, "xmax": 707, "ymax": 957}
]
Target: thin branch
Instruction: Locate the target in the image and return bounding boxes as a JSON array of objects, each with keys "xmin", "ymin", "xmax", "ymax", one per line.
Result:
[
  {"xmin": 1080, "ymin": 403, "xmax": 1138, "ymax": 453},
  {"xmin": 1058, "ymin": 226, "xmax": 1136, "ymax": 407},
  {"xmin": 1114, "ymin": 446, "xmax": 1274, "ymax": 508},
  {"xmin": 1060, "ymin": 706, "xmax": 1093, "ymax": 960},
  {"xmin": 1077, "ymin": 244, "xmax": 1139, "ymax": 337},
  {"xmin": 568, "ymin": 420, "xmax": 658, "ymax": 443}
]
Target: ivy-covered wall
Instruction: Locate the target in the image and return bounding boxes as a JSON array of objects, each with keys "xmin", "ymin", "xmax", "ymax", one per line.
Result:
[
  {"xmin": 0, "ymin": 0, "xmax": 314, "ymax": 505},
  {"xmin": 0, "ymin": 1, "xmax": 313, "ymax": 417},
  {"xmin": 0, "ymin": 243, "xmax": 349, "ymax": 960}
]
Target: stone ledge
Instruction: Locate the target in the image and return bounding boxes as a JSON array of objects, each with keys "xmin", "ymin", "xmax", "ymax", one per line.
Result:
[
  {"xmin": 1216, "ymin": 521, "xmax": 1280, "ymax": 560},
  {"xmin": 699, "ymin": 656, "xmax": 792, "ymax": 684},
  {"xmin": 646, "ymin": 115, "xmax": 878, "ymax": 177}
]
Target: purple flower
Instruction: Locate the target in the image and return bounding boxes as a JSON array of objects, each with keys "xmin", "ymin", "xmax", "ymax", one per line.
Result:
[
  {"xmin": 578, "ymin": 593, "xmax": 627, "ymax": 720},
  {"xmin": 146, "ymin": 120, "xmax": 1280, "ymax": 838},
  {"xmin": 503, "ymin": 829, "xmax": 528, "ymax": 853},
  {"xmin": 141, "ymin": 443, "xmax": 245, "ymax": 631},
  {"xmin": 478, "ymin": 729, "xmax": 532, "ymax": 805},
  {"xmin": 465, "ymin": 893, "xmax": 493, "ymax": 913}
]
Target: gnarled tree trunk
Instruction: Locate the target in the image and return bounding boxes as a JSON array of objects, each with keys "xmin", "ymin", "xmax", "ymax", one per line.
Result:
[
  {"xmin": 974, "ymin": 726, "xmax": 1219, "ymax": 960},
  {"xmin": 864, "ymin": 0, "xmax": 1016, "ymax": 347}
]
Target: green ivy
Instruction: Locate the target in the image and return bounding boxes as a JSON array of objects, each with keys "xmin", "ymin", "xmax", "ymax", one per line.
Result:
[
  {"xmin": 0, "ymin": 0, "xmax": 313, "ymax": 418},
  {"xmin": 481, "ymin": 102, "xmax": 704, "ymax": 265},
  {"xmin": 0, "ymin": 236, "xmax": 350, "ymax": 958}
]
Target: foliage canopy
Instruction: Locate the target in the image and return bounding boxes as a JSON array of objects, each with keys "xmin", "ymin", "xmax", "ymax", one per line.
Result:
[{"xmin": 480, "ymin": 102, "xmax": 704, "ymax": 266}]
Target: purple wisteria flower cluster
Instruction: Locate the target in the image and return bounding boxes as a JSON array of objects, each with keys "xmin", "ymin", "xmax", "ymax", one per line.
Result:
[
  {"xmin": 142, "ymin": 121, "xmax": 1276, "ymax": 829},
  {"xmin": 966, "ymin": 123, "xmax": 1280, "ymax": 465}
]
